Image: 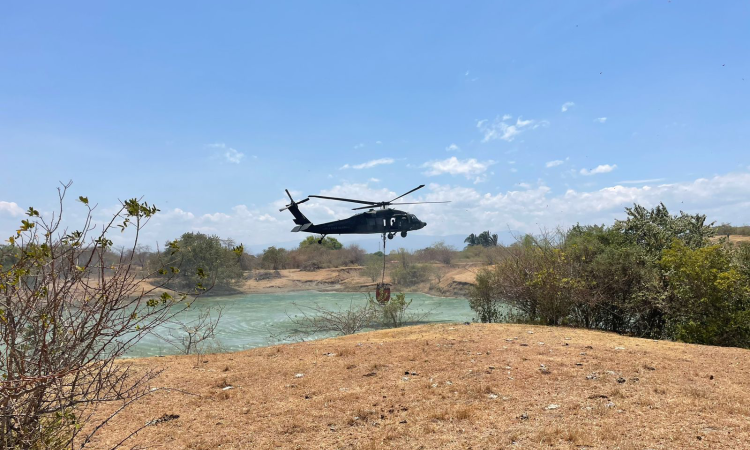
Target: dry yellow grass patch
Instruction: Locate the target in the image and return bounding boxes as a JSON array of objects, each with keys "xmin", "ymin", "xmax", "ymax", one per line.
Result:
[{"xmin": 83, "ymin": 323, "xmax": 750, "ymax": 449}]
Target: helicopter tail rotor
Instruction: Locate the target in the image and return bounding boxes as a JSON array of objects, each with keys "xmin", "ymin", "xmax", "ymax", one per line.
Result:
[
  {"xmin": 280, "ymin": 189, "xmax": 313, "ymax": 227},
  {"xmin": 279, "ymin": 189, "xmax": 310, "ymax": 212}
]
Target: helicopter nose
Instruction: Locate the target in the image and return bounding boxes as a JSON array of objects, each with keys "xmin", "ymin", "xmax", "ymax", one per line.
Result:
[{"xmin": 421, "ymin": 221, "xmax": 427, "ymax": 228}]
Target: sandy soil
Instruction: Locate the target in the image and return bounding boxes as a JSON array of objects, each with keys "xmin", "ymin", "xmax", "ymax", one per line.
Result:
[
  {"xmin": 158, "ymin": 262, "xmax": 482, "ymax": 298},
  {"xmin": 711, "ymin": 234, "xmax": 750, "ymax": 245},
  {"xmin": 86, "ymin": 324, "xmax": 750, "ymax": 449}
]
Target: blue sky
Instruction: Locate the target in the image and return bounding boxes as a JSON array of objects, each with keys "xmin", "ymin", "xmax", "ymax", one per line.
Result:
[{"xmin": 1, "ymin": 1, "xmax": 749, "ymax": 250}]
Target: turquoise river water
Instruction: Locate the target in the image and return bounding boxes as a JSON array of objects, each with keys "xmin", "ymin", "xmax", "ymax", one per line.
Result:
[{"xmin": 125, "ymin": 290, "xmax": 474, "ymax": 358}]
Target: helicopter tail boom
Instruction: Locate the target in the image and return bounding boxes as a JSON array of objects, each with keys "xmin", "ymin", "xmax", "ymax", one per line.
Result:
[{"xmin": 280, "ymin": 189, "xmax": 312, "ymax": 227}]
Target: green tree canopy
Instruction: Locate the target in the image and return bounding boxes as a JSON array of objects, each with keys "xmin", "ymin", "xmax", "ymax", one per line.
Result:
[
  {"xmin": 299, "ymin": 236, "xmax": 343, "ymax": 250},
  {"xmin": 614, "ymin": 202, "xmax": 714, "ymax": 257},
  {"xmin": 261, "ymin": 246, "xmax": 288, "ymax": 270},
  {"xmin": 464, "ymin": 231, "xmax": 499, "ymax": 248},
  {"xmin": 154, "ymin": 232, "xmax": 243, "ymax": 289}
]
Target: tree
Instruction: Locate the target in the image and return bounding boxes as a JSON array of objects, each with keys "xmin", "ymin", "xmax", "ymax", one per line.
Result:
[
  {"xmin": 363, "ymin": 257, "xmax": 383, "ymax": 282},
  {"xmin": 299, "ymin": 236, "xmax": 343, "ymax": 250},
  {"xmin": 468, "ymin": 268, "xmax": 503, "ymax": 323},
  {"xmin": 465, "ymin": 231, "xmax": 498, "ymax": 248},
  {"xmin": 660, "ymin": 241, "xmax": 750, "ymax": 347},
  {"xmin": 0, "ymin": 183, "xmax": 206, "ymax": 449},
  {"xmin": 478, "ymin": 231, "xmax": 499, "ymax": 247},
  {"xmin": 615, "ymin": 202, "xmax": 714, "ymax": 257},
  {"xmin": 260, "ymin": 246, "xmax": 288, "ymax": 270},
  {"xmin": 369, "ymin": 292, "xmax": 413, "ymax": 328},
  {"xmin": 416, "ymin": 241, "xmax": 456, "ymax": 265},
  {"xmin": 151, "ymin": 232, "xmax": 243, "ymax": 289},
  {"xmin": 391, "ymin": 264, "xmax": 434, "ymax": 287}
]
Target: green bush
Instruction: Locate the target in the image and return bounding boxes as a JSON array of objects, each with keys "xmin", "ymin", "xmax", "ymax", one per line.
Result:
[
  {"xmin": 469, "ymin": 203, "xmax": 750, "ymax": 349},
  {"xmin": 369, "ymin": 292, "xmax": 413, "ymax": 328},
  {"xmin": 660, "ymin": 241, "xmax": 750, "ymax": 347},
  {"xmin": 391, "ymin": 264, "xmax": 434, "ymax": 287},
  {"xmin": 151, "ymin": 232, "xmax": 243, "ymax": 289}
]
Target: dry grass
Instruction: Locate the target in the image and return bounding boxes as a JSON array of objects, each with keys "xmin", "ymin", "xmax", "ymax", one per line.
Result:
[
  {"xmin": 84, "ymin": 323, "xmax": 750, "ymax": 449},
  {"xmin": 710, "ymin": 234, "xmax": 750, "ymax": 245}
]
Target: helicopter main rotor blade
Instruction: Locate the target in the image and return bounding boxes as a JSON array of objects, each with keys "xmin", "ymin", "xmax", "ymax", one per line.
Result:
[
  {"xmin": 389, "ymin": 201, "xmax": 450, "ymax": 205},
  {"xmin": 308, "ymin": 195, "xmax": 378, "ymax": 206},
  {"xmin": 350, "ymin": 201, "xmax": 449, "ymax": 210},
  {"xmin": 389, "ymin": 184, "xmax": 425, "ymax": 203}
]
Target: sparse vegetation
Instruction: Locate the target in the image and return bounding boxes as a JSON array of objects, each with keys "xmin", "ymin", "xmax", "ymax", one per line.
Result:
[
  {"xmin": 0, "ymin": 184, "xmax": 207, "ymax": 449},
  {"xmin": 75, "ymin": 323, "xmax": 750, "ymax": 449},
  {"xmin": 714, "ymin": 223, "xmax": 750, "ymax": 237},
  {"xmin": 469, "ymin": 203, "xmax": 750, "ymax": 349}
]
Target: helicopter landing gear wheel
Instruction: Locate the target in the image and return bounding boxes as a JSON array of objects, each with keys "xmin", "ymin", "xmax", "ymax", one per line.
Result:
[
  {"xmin": 401, "ymin": 231, "xmax": 407, "ymax": 238},
  {"xmin": 387, "ymin": 233, "xmax": 395, "ymax": 240}
]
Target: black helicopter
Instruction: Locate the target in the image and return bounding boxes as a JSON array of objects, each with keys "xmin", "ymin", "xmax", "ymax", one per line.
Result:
[{"xmin": 280, "ymin": 185, "xmax": 449, "ymax": 242}]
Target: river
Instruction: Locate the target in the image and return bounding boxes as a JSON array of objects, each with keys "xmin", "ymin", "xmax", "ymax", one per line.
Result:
[{"xmin": 125, "ymin": 290, "xmax": 474, "ymax": 357}]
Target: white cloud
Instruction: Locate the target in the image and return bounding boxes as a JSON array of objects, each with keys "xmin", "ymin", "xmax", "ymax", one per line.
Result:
[
  {"xmin": 207, "ymin": 142, "xmax": 244, "ymax": 164},
  {"xmin": 502, "ymin": 114, "xmax": 512, "ymax": 121},
  {"xmin": 369, "ymin": 178, "xmax": 380, "ymax": 183},
  {"xmin": 421, "ymin": 157, "xmax": 494, "ymax": 183},
  {"xmin": 353, "ymin": 143, "xmax": 365, "ymax": 149},
  {"xmin": 375, "ymin": 141, "xmax": 382, "ymax": 145},
  {"xmin": 0, "ymin": 201, "xmax": 24, "ymax": 217},
  {"xmin": 201, "ymin": 212, "xmax": 231, "ymax": 222},
  {"xmin": 28, "ymin": 171, "xmax": 749, "ymax": 251},
  {"xmin": 595, "ymin": 117, "xmax": 607, "ymax": 123},
  {"xmin": 340, "ymin": 158, "xmax": 395, "ymax": 170},
  {"xmin": 225, "ymin": 148, "xmax": 244, "ymax": 164},
  {"xmin": 615, "ymin": 178, "xmax": 666, "ymax": 185},
  {"xmin": 445, "ymin": 143, "xmax": 460, "ymax": 152},
  {"xmin": 580, "ymin": 164, "xmax": 617, "ymax": 176},
  {"xmin": 546, "ymin": 160, "xmax": 565, "ymax": 168},
  {"xmin": 561, "ymin": 102, "xmax": 575, "ymax": 112},
  {"xmin": 477, "ymin": 115, "xmax": 549, "ymax": 143},
  {"xmin": 162, "ymin": 208, "xmax": 195, "ymax": 220},
  {"xmin": 405, "ymin": 172, "xmax": 750, "ymax": 237}
]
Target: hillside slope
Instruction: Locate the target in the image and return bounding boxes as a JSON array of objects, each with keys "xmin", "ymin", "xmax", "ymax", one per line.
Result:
[{"xmin": 90, "ymin": 324, "xmax": 750, "ymax": 449}]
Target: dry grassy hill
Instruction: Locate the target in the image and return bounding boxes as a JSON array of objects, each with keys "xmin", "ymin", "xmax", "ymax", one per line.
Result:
[{"xmin": 89, "ymin": 324, "xmax": 750, "ymax": 449}]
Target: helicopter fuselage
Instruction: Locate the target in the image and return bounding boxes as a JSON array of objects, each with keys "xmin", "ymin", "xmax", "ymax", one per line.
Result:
[{"xmin": 292, "ymin": 208, "xmax": 426, "ymax": 235}]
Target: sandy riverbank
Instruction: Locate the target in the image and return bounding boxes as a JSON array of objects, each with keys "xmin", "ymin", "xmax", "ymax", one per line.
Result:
[{"xmin": 143, "ymin": 262, "xmax": 481, "ymax": 299}]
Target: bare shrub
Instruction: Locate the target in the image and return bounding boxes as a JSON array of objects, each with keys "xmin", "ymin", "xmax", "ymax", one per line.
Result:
[
  {"xmin": 0, "ymin": 183, "xmax": 207, "ymax": 449},
  {"xmin": 155, "ymin": 306, "xmax": 224, "ymax": 360},
  {"xmin": 286, "ymin": 300, "xmax": 376, "ymax": 338},
  {"xmin": 415, "ymin": 241, "xmax": 456, "ymax": 265}
]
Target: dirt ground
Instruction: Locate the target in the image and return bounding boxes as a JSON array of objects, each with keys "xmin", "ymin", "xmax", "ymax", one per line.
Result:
[
  {"xmin": 711, "ymin": 234, "xmax": 750, "ymax": 245},
  {"xmin": 199, "ymin": 262, "xmax": 480, "ymax": 298},
  {"xmin": 86, "ymin": 324, "xmax": 750, "ymax": 450}
]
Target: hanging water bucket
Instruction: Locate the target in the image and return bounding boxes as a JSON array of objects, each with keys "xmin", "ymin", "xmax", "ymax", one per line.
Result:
[{"xmin": 376, "ymin": 283, "xmax": 391, "ymax": 303}]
